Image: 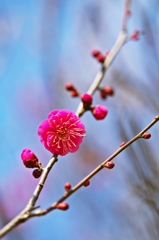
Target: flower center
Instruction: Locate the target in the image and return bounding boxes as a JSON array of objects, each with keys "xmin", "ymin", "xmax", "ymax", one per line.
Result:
[{"xmin": 57, "ymin": 127, "xmax": 68, "ymax": 140}]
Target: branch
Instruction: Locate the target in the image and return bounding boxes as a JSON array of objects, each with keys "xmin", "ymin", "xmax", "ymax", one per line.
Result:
[
  {"xmin": 0, "ymin": 0, "xmax": 131, "ymax": 238},
  {"xmin": 76, "ymin": 0, "xmax": 131, "ymax": 117},
  {"xmin": 29, "ymin": 115, "xmax": 159, "ymax": 217},
  {"xmin": 0, "ymin": 155, "xmax": 58, "ymax": 238}
]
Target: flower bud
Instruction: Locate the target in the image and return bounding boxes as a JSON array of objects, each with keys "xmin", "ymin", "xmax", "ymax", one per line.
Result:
[
  {"xmin": 97, "ymin": 54, "xmax": 105, "ymax": 63},
  {"xmin": 92, "ymin": 105, "xmax": 108, "ymax": 120},
  {"xmin": 142, "ymin": 132, "xmax": 151, "ymax": 139},
  {"xmin": 83, "ymin": 180, "xmax": 90, "ymax": 187},
  {"xmin": 65, "ymin": 83, "xmax": 75, "ymax": 91},
  {"xmin": 99, "ymin": 89, "xmax": 107, "ymax": 99},
  {"xmin": 105, "ymin": 162, "xmax": 115, "ymax": 169},
  {"xmin": 104, "ymin": 87, "xmax": 114, "ymax": 96},
  {"xmin": 120, "ymin": 141, "xmax": 126, "ymax": 147},
  {"xmin": 91, "ymin": 49, "xmax": 100, "ymax": 57},
  {"xmin": 32, "ymin": 169, "xmax": 43, "ymax": 178},
  {"xmin": 57, "ymin": 202, "xmax": 69, "ymax": 210},
  {"xmin": 21, "ymin": 149, "xmax": 39, "ymax": 168},
  {"xmin": 70, "ymin": 90, "xmax": 79, "ymax": 97},
  {"xmin": 64, "ymin": 182, "xmax": 72, "ymax": 191},
  {"xmin": 130, "ymin": 30, "xmax": 140, "ymax": 40},
  {"xmin": 81, "ymin": 93, "xmax": 93, "ymax": 108}
]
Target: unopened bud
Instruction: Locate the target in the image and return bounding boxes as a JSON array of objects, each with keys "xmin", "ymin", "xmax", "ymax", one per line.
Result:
[
  {"xmin": 70, "ymin": 90, "xmax": 79, "ymax": 97},
  {"xmin": 65, "ymin": 83, "xmax": 75, "ymax": 91},
  {"xmin": 130, "ymin": 30, "xmax": 140, "ymax": 40},
  {"xmin": 83, "ymin": 180, "xmax": 90, "ymax": 187},
  {"xmin": 91, "ymin": 49, "xmax": 100, "ymax": 57},
  {"xmin": 81, "ymin": 93, "xmax": 93, "ymax": 108},
  {"xmin": 97, "ymin": 54, "xmax": 105, "ymax": 63},
  {"xmin": 57, "ymin": 202, "xmax": 69, "ymax": 210},
  {"xmin": 142, "ymin": 132, "xmax": 151, "ymax": 139},
  {"xmin": 105, "ymin": 162, "xmax": 115, "ymax": 169},
  {"xmin": 32, "ymin": 169, "xmax": 43, "ymax": 178},
  {"xmin": 99, "ymin": 89, "xmax": 107, "ymax": 99},
  {"xmin": 104, "ymin": 87, "xmax": 114, "ymax": 96},
  {"xmin": 64, "ymin": 182, "xmax": 72, "ymax": 191},
  {"xmin": 120, "ymin": 141, "xmax": 126, "ymax": 147},
  {"xmin": 92, "ymin": 105, "xmax": 108, "ymax": 120}
]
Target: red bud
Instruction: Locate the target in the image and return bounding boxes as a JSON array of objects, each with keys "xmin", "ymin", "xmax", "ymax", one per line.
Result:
[
  {"xmin": 81, "ymin": 93, "xmax": 93, "ymax": 108},
  {"xmin": 64, "ymin": 182, "xmax": 72, "ymax": 191},
  {"xmin": 104, "ymin": 87, "xmax": 114, "ymax": 96},
  {"xmin": 142, "ymin": 132, "xmax": 151, "ymax": 139},
  {"xmin": 65, "ymin": 83, "xmax": 75, "ymax": 91},
  {"xmin": 91, "ymin": 49, "xmax": 100, "ymax": 57},
  {"xmin": 120, "ymin": 141, "xmax": 126, "ymax": 147},
  {"xmin": 70, "ymin": 90, "xmax": 79, "ymax": 97},
  {"xmin": 97, "ymin": 54, "xmax": 105, "ymax": 63},
  {"xmin": 32, "ymin": 169, "xmax": 43, "ymax": 178},
  {"xmin": 99, "ymin": 89, "xmax": 107, "ymax": 99},
  {"xmin": 105, "ymin": 162, "xmax": 115, "ymax": 169},
  {"xmin": 130, "ymin": 31, "xmax": 140, "ymax": 40},
  {"xmin": 83, "ymin": 180, "xmax": 90, "ymax": 187},
  {"xmin": 57, "ymin": 202, "xmax": 69, "ymax": 210}
]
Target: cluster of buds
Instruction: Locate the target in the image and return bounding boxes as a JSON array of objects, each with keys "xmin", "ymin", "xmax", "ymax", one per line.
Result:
[
  {"xmin": 65, "ymin": 83, "xmax": 109, "ymax": 121},
  {"xmin": 65, "ymin": 83, "xmax": 80, "ymax": 97},
  {"xmin": 98, "ymin": 86, "xmax": 114, "ymax": 99},
  {"xmin": 91, "ymin": 50, "xmax": 109, "ymax": 64},
  {"xmin": 81, "ymin": 93, "xmax": 108, "ymax": 120},
  {"xmin": 21, "ymin": 149, "xmax": 43, "ymax": 178}
]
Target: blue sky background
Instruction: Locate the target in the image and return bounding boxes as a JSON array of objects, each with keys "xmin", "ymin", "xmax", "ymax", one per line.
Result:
[{"xmin": 0, "ymin": 0, "xmax": 159, "ymax": 240}]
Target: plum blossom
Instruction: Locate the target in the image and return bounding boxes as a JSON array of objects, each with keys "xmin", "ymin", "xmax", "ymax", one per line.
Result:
[{"xmin": 38, "ymin": 110, "xmax": 86, "ymax": 156}]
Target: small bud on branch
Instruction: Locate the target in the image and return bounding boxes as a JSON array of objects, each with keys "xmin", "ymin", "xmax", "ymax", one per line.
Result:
[
  {"xmin": 83, "ymin": 180, "xmax": 90, "ymax": 187},
  {"xmin": 32, "ymin": 169, "xmax": 43, "ymax": 179},
  {"xmin": 105, "ymin": 162, "xmax": 115, "ymax": 169},
  {"xmin": 142, "ymin": 132, "xmax": 151, "ymax": 139},
  {"xmin": 64, "ymin": 183, "xmax": 72, "ymax": 191},
  {"xmin": 57, "ymin": 203, "xmax": 69, "ymax": 211}
]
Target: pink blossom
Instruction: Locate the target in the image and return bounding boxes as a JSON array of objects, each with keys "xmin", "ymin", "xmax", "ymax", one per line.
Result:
[
  {"xmin": 92, "ymin": 105, "xmax": 108, "ymax": 120},
  {"xmin": 21, "ymin": 149, "xmax": 39, "ymax": 168},
  {"xmin": 38, "ymin": 109, "xmax": 86, "ymax": 156}
]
